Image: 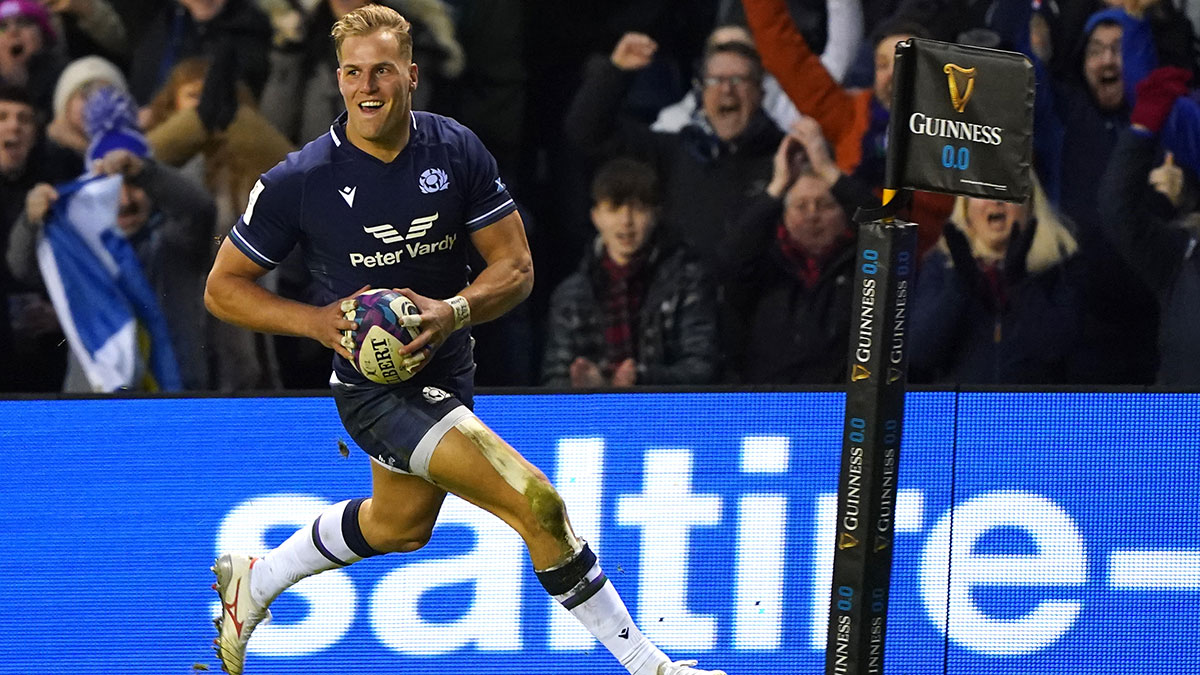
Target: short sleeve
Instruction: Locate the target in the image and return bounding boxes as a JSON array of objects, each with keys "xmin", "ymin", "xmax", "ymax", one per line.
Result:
[
  {"xmin": 456, "ymin": 126, "xmax": 517, "ymax": 231},
  {"xmin": 228, "ymin": 175, "xmax": 302, "ymax": 269}
]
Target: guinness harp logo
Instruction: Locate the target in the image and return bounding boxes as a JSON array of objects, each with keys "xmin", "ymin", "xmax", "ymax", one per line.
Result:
[
  {"xmin": 851, "ymin": 364, "xmax": 871, "ymax": 382},
  {"xmin": 944, "ymin": 63, "xmax": 977, "ymax": 113}
]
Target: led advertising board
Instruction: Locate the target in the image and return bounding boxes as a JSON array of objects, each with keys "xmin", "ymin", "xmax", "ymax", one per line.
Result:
[{"xmin": 0, "ymin": 392, "xmax": 1195, "ymax": 674}]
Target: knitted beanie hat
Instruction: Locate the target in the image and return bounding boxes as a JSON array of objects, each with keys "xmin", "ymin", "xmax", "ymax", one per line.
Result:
[
  {"xmin": 52, "ymin": 55, "xmax": 128, "ymax": 121},
  {"xmin": 0, "ymin": 0, "xmax": 56, "ymax": 44},
  {"xmin": 84, "ymin": 86, "xmax": 150, "ymax": 164}
]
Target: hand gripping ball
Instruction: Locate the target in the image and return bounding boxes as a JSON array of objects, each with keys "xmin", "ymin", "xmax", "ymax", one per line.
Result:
[{"xmin": 342, "ymin": 289, "xmax": 422, "ymax": 384}]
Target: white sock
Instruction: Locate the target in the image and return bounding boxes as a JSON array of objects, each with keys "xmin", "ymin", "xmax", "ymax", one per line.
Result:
[
  {"xmin": 249, "ymin": 498, "xmax": 380, "ymax": 606},
  {"xmin": 537, "ymin": 544, "xmax": 667, "ymax": 675}
]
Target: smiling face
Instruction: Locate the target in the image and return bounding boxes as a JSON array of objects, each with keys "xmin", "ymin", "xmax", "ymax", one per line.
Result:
[
  {"xmin": 964, "ymin": 198, "xmax": 1027, "ymax": 255},
  {"xmin": 1084, "ymin": 23, "xmax": 1123, "ymax": 111},
  {"xmin": 592, "ymin": 199, "xmax": 658, "ymax": 266},
  {"xmin": 699, "ymin": 50, "xmax": 763, "ymax": 142},
  {"xmin": 337, "ymin": 29, "xmax": 417, "ymax": 159},
  {"xmin": 0, "ymin": 98, "xmax": 35, "ymax": 176}
]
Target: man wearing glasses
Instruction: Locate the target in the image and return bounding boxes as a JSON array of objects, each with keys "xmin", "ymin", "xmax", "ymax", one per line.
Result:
[{"xmin": 565, "ymin": 31, "xmax": 782, "ymax": 271}]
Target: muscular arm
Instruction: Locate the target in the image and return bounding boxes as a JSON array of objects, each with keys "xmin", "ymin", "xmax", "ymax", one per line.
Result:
[
  {"xmin": 397, "ymin": 210, "xmax": 534, "ymax": 354},
  {"xmin": 204, "ymin": 238, "xmax": 357, "ymax": 358},
  {"xmin": 461, "ymin": 210, "xmax": 534, "ymax": 323}
]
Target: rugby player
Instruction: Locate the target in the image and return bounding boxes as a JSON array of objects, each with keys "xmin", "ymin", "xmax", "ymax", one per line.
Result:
[{"xmin": 203, "ymin": 5, "xmax": 725, "ymax": 675}]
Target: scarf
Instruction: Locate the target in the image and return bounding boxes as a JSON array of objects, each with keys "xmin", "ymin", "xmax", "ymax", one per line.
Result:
[
  {"xmin": 775, "ymin": 223, "xmax": 852, "ymax": 289},
  {"xmin": 597, "ymin": 252, "xmax": 648, "ymax": 376}
]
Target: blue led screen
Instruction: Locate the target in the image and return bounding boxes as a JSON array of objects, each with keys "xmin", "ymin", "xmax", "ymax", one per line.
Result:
[{"xmin": 0, "ymin": 391, "xmax": 1195, "ymax": 674}]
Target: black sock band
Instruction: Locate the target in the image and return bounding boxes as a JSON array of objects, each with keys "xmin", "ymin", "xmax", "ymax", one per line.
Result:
[
  {"xmin": 342, "ymin": 497, "xmax": 382, "ymax": 559},
  {"xmin": 560, "ymin": 570, "xmax": 609, "ymax": 610},
  {"xmin": 535, "ymin": 543, "xmax": 597, "ymax": 595}
]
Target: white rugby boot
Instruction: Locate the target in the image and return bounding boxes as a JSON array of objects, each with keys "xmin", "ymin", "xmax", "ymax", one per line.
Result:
[
  {"xmin": 657, "ymin": 659, "xmax": 728, "ymax": 675},
  {"xmin": 211, "ymin": 553, "xmax": 271, "ymax": 675}
]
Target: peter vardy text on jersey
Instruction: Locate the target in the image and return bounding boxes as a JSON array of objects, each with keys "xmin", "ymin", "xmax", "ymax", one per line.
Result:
[{"xmin": 350, "ymin": 233, "xmax": 457, "ymax": 267}]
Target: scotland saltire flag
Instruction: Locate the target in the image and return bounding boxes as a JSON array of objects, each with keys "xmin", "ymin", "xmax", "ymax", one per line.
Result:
[{"xmin": 36, "ymin": 175, "xmax": 182, "ymax": 392}]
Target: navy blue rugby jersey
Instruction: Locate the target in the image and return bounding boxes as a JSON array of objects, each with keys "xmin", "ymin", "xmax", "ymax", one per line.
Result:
[{"xmin": 229, "ymin": 110, "xmax": 517, "ymax": 386}]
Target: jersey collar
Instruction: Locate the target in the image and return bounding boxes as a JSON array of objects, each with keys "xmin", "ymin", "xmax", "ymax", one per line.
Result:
[{"xmin": 328, "ymin": 111, "xmax": 419, "ymax": 150}]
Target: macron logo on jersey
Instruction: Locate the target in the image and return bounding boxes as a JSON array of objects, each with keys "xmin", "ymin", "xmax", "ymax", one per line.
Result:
[
  {"xmin": 339, "ymin": 186, "xmax": 357, "ymax": 208},
  {"xmin": 363, "ymin": 213, "xmax": 439, "ymax": 244}
]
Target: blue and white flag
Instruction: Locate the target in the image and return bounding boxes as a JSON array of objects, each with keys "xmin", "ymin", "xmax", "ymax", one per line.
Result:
[{"xmin": 36, "ymin": 175, "xmax": 182, "ymax": 392}]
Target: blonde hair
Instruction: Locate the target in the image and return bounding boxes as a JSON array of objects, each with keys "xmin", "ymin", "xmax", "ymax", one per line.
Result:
[
  {"xmin": 946, "ymin": 173, "xmax": 1079, "ymax": 274},
  {"xmin": 331, "ymin": 4, "xmax": 413, "ymax": 62}
]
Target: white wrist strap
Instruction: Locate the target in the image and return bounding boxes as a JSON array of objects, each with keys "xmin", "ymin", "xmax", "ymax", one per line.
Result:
[{"xmin": 445, "ymin": 295, "xmax": 471, "ymax": 330}]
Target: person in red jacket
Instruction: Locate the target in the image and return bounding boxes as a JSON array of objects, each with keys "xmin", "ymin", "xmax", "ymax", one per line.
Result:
[{"xmin": 743, "ymin": 0, "xmax": 954, "ymax": 255}]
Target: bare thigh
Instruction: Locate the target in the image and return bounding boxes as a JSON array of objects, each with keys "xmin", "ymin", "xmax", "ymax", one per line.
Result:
[{"xmin": 359, "ymin": 461, "xmax": 448, "ymax": 553}]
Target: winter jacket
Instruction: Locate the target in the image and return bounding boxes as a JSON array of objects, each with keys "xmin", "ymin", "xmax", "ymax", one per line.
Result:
[
  {"xmin": 563, "ymin": 56, "xmax": 782, "ymax": 269},
  {"xmin": 991, "ymin": 2, "xmax": 1161, "ymax": 382},
  {"xmin": 0, "ymin": 140, "xmax": 80, "ymax": 392},
  {"xmin": 145, "ymin": 104, "xmax": 292, "ymax": 230},
  {"xmin": 541, "ymin": 236, "xmax": 719, "ymax": 386},
  {"xmin": 143, "ymin": 105, "xmax": 292, "ymax": 391},
  {"xmin": 721, "ymin": 192, "xmax": 856, "ymax": 384},
  {"xmin": 910, "ymin": 216, "xmax": 1086, "ymax": 384},
  {"xmin": 127, "ymin": 0, "xmax": 272, "ymax": 104},
  {"xmin": 996, "ymin": 3, "xmax": 1154, "ymax": 227},
  {"xmin": 7, "ymin": 159, "xmax": 215, "ymax": 391},
  {"xmin": 1099, "ymin": 128, "xmax": 1200, "ymax": 385}
]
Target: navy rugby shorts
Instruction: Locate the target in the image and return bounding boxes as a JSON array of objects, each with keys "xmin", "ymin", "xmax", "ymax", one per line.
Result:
[{"xmin": 331, "ymin": 368, "xmax": 475, "ymax": 479}]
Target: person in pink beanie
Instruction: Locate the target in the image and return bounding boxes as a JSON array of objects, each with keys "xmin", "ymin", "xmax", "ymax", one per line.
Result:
[
  {"xmin": 0, "ymin": 0, "xmax": 64, "ymax": 114},
  {"xmin": 0, "ymin": 0, "xmax": 56, "ymax": 47}
]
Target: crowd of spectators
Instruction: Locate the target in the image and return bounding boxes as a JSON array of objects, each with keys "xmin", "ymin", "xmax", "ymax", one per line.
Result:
[{"xmin": 3, "ymin": 0, "xmax": 1200, "ymax": 392}]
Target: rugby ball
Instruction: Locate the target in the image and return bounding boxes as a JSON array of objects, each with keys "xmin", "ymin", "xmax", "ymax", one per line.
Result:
[{"xmin": 343, "ymin": 289, "xmax": 422, "ymax": 384}]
